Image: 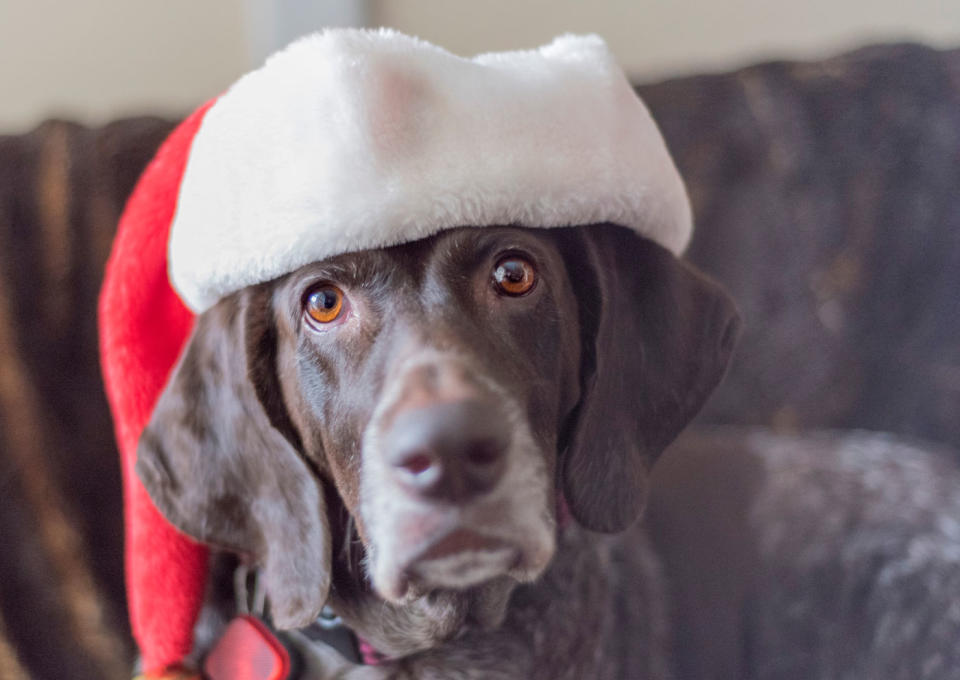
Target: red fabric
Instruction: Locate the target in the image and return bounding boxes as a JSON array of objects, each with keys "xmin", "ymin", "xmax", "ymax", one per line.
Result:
[
  {"xmin": 203, "ymin": 616, "xmax": 291, "ymax": 680},
  {"xmin": 99, "ymin": 99, "xmax": 217, "ymax": 673}
]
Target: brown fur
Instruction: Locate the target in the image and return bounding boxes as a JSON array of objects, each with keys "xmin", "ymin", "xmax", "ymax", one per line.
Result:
[{"xmin": 137, "ymin": 224, "xmax": 738, "ymax": 677}]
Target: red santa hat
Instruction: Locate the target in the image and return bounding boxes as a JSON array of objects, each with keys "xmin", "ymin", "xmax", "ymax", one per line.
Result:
[{"xmin": 99, "ymin": 28, "xmax": 691, "ymax": 676}]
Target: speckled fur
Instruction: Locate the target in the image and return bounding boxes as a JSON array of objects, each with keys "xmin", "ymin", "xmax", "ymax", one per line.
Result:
[
  {"xmin": 650, "ymin": 428, "xmax": 960, "ymax": 680},
  {"xmin": 747, "ymin": 431, "xmax": 960, "ymax": 680}
]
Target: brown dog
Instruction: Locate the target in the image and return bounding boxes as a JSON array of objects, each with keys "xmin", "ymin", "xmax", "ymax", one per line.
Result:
[
  {"xmin": 137, "ymin": 223, "xmax": 738, "ymax": 678},
  {"xmin": 133, "ymin": 219, "xmax": 960, "ymax": 680}
]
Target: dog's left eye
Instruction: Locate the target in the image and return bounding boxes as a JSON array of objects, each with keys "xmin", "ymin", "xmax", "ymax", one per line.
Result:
[{"xmin": 304, "ymin": 284, "xmax": 345, "ymax": 325}]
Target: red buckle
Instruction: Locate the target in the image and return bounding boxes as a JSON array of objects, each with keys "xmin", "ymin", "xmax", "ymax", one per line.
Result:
[{"xmin": 203, "ymin": 615, "xmax": 292, "ymax": 680}]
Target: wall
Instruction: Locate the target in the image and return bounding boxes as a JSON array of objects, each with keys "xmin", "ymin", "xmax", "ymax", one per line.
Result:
[
  {"xmin": 1, "ymin": 0, "xmax": 958, "ymax": 132},
  {"xmin": 371, "ymin": 0, "xmax": 960, "ymax": 80},
  {"xmin": 0, "ymin": 1, "xmax": 248, "ymax": 131}
]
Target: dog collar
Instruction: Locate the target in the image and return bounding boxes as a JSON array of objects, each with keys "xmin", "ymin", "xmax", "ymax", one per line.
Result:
[{"xmin": 202, "ymin": 611, "xmax": 381, "ymax": 680}]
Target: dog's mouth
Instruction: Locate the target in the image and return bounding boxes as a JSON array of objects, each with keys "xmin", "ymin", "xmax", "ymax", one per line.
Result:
[
  {"xmin": 374, "ymin": 514, "xmax": 544, "ymax": 601},
  {"xmin": 405, "ymin": 528, "xmax": 519, "ymax": 591},
  {"xmin": 419, "ymin": 527, "xmax": 512, "ymax": 561}
]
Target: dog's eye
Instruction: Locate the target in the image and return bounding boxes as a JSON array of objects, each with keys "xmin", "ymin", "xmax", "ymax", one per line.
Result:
[
  {"xmin": 493, "ymin": 256, "xmax": 536, "ymax": 296},
  {"xmin": 304, "ymin": 284, "xmax": 345, "ymax": 325}
]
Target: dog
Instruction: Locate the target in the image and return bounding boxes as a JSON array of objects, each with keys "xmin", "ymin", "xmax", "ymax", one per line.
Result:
[
  {"xmin": 136, "ymin": 222, "xmax": 737, "ymax": 679},
  {"xmin": 134, "ymin": 220, "xmax": 960, "ymax": 679}
]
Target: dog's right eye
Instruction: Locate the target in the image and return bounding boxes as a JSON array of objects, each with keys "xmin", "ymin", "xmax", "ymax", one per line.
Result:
[
  {"xmin": 304, "ymin": 284, "xmax": 345, "ymax": 325},
  {"xmin": 493, "ymin": 256, "xmax": 537, "ymax": 296}
]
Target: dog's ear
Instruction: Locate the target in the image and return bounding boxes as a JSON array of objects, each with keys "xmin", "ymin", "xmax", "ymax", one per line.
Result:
[
  {"xmin": 559, "ymin": 224, "xmax": 740, "ymax": 533},
  {"xmin": 136, "ymin": 287, "xmax": 330, "ymax": 629}
]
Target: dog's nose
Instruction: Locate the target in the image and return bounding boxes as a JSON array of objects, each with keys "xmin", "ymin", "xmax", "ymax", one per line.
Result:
[{"xmin": 384, "ymin": 400, "xmax": 509, "ymax": 503}]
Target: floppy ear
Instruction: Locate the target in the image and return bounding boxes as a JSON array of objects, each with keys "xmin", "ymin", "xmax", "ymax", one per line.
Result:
[
  {"xmin": 560, "ymin": 224, "xmax": 741, "ymax": 533},
  {"xmin": 136, "ymin": 287, "xmax": 331, "ymax": 629}
]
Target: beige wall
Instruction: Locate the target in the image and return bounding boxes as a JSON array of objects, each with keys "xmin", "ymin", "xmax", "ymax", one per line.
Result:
[
  {"xmin": 0, "ymin": 1, "xmax": 249, "ymax": 132},
  {"xmin": 2, "ymin": 0, "xmax": 959, "ymax": 133},
  {"xmin": 371, "ymin": 0, "xmax": 960, "ymax": 80}
]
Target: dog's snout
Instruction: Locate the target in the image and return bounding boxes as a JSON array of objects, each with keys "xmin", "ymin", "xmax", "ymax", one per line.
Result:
[{"xmin": 385, "ymin": 401, "xmax": 509, "ymax": 503}]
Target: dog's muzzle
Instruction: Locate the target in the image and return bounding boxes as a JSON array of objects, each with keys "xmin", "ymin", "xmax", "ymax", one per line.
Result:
[{"xmin": 360, "ymin": 352, "xmax": 556, "ymax": 600}]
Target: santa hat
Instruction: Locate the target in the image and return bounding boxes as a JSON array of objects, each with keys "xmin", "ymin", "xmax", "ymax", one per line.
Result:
[{"xmin": 99, "ymin": 28, "xmax": 691, "ymax": 675}]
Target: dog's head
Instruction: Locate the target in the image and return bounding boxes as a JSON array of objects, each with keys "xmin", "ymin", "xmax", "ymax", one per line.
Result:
[{"xmin": 136, "ymin": 223, "xmax": 738, "ymax": 648}]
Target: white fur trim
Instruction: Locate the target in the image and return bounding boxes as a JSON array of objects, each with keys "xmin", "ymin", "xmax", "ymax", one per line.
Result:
[{"xmin": 169, "ymin": 29, "xmax": 692, "ymax": 312}]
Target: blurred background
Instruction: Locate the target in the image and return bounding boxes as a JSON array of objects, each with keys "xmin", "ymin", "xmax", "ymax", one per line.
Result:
[
  {"xmin": 2, "ymin": 0, "xmax": 959, "ymax": 132},
  {"xmin": 1, "ymin": 3, "xmax": 959, "ymax": 679}
]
